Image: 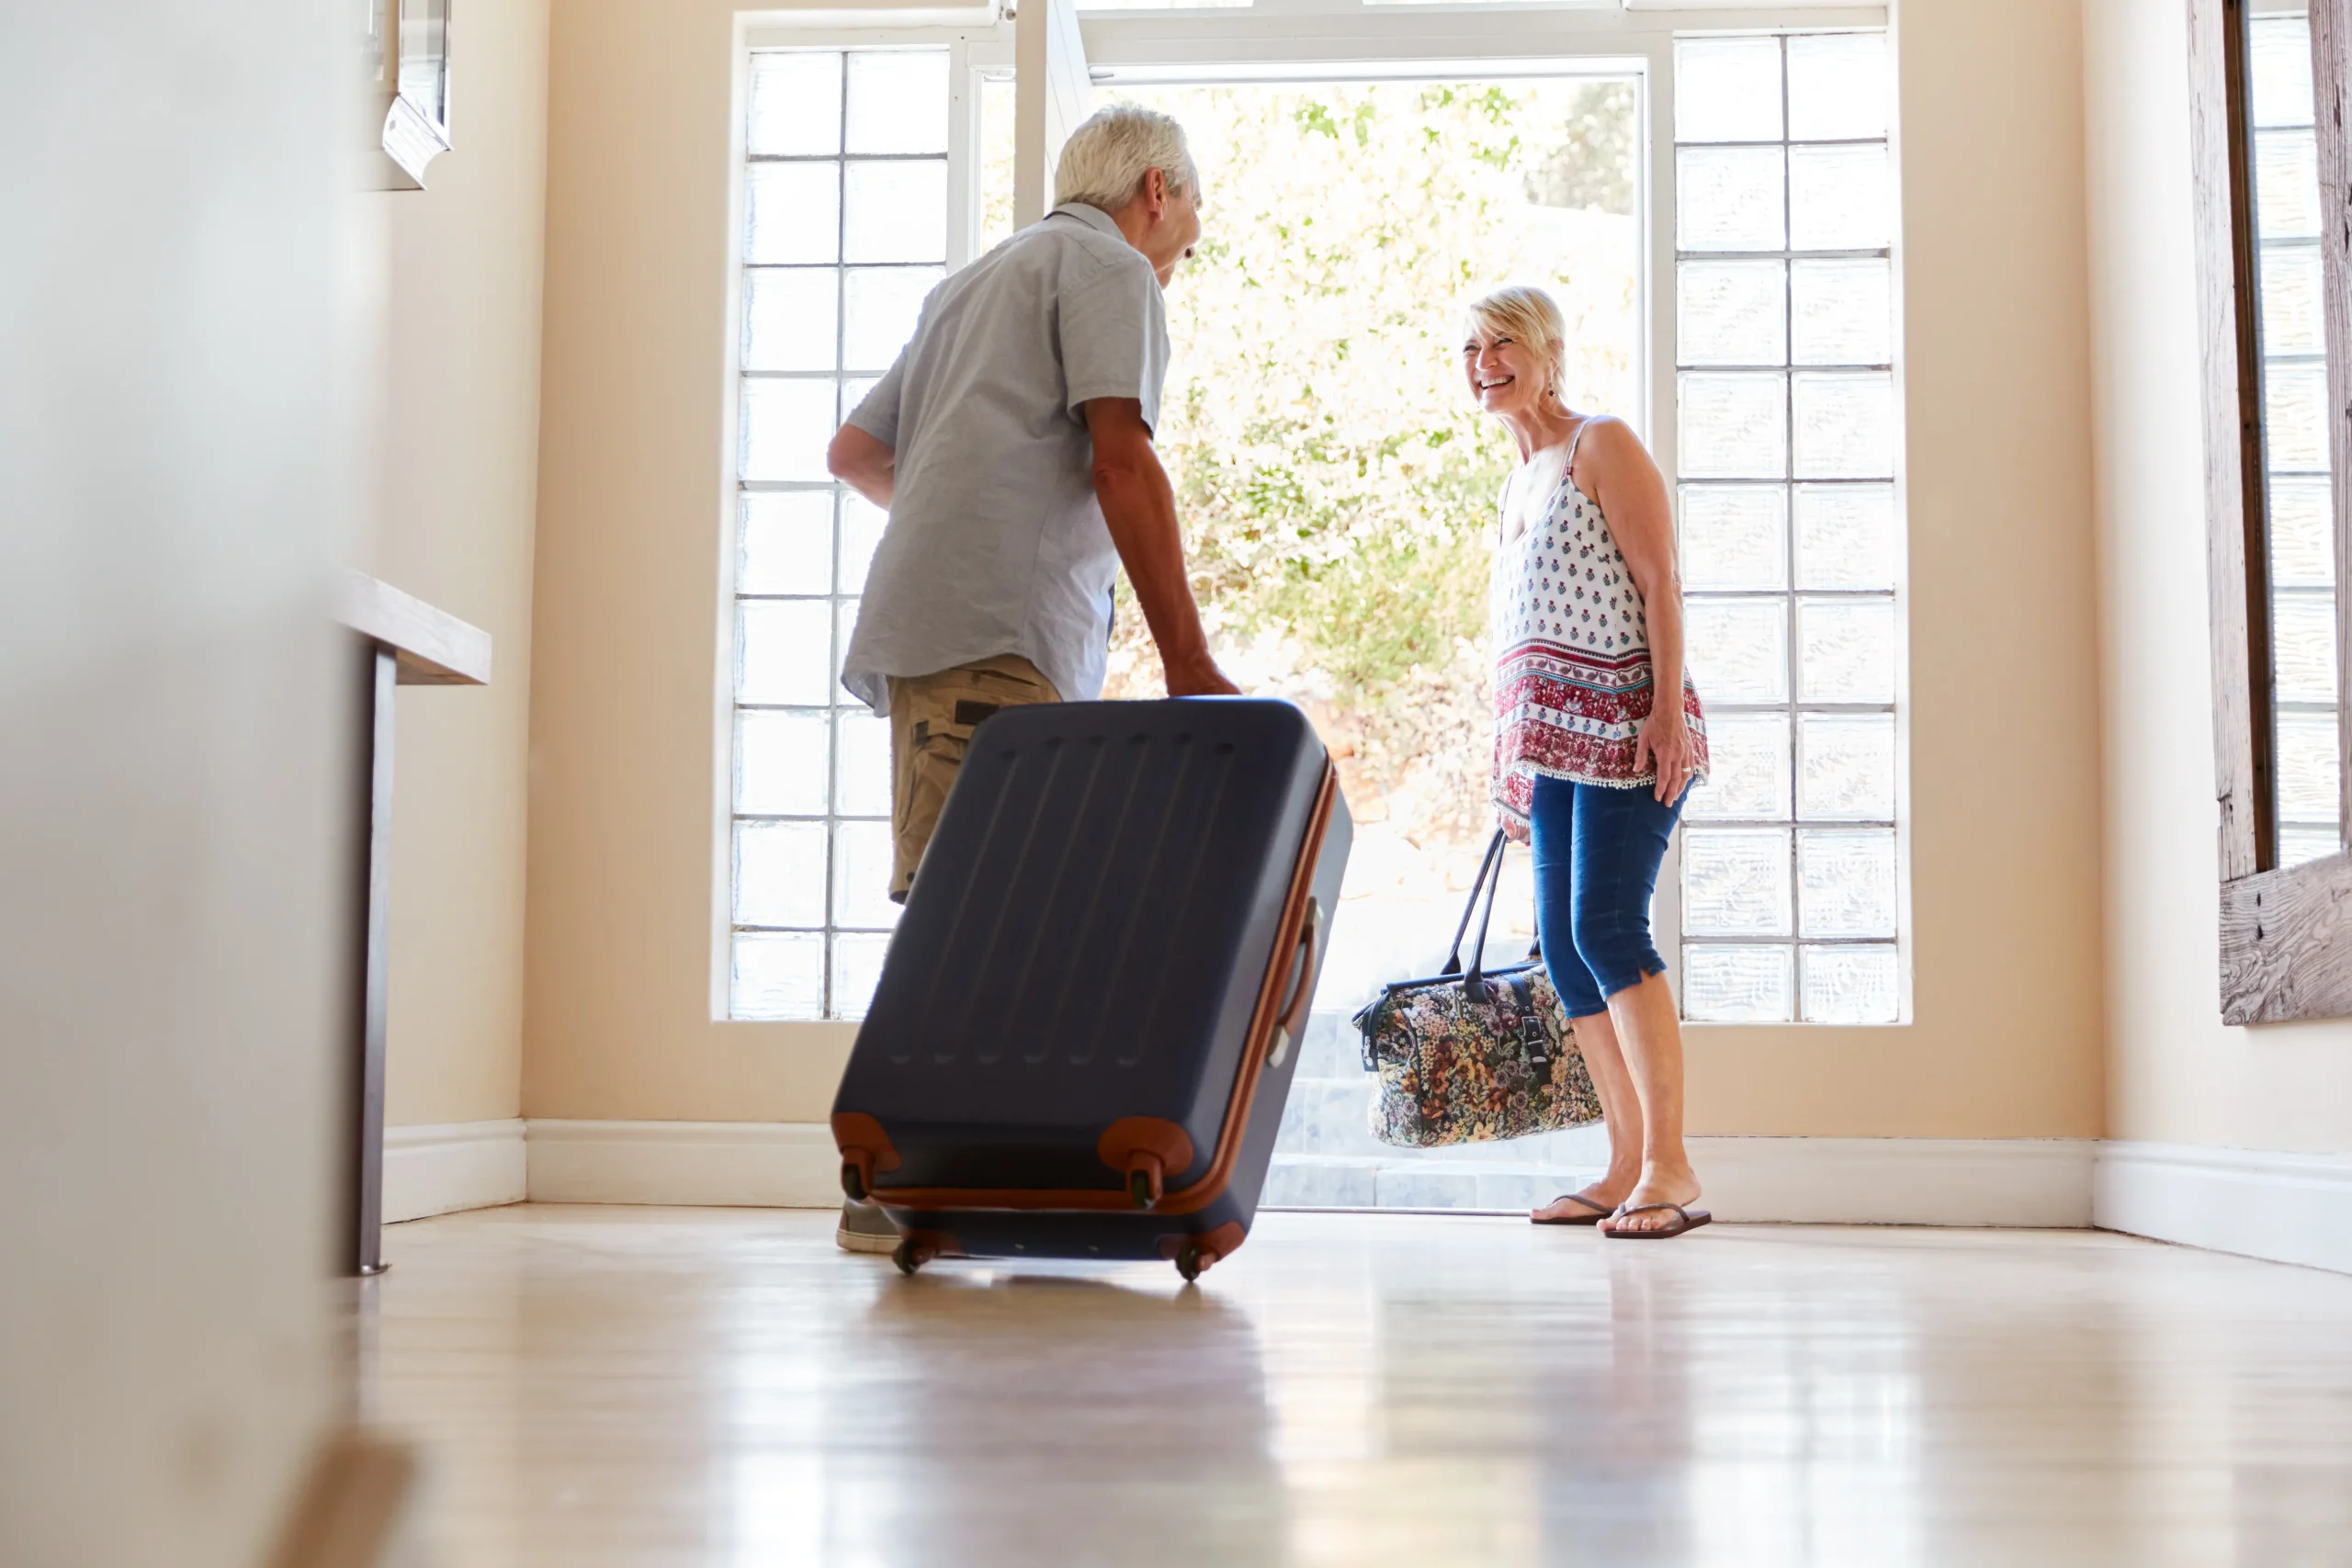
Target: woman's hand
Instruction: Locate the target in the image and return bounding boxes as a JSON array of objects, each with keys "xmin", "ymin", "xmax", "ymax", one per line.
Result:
[{"xmin": 1635, "ymin": 703, "xmax": 1696, "ymax": 806}]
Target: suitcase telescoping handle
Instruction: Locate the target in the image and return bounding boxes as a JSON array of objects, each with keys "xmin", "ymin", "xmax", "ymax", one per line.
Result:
[{"xmin": 1265, "ymin": 897, "xmax": 1322, "ymax": 1071}]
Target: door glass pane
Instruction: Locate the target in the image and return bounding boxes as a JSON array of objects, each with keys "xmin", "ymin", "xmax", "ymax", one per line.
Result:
[
  {"xmin": 846, "ymin": 51, "xmax": 950, "ymax": 154},
  {"xmin": 1797, "ymin": 597, "xmax": 1898, "ymax": 705},
  {"xmin": 1683, "ymin": 944, "xmax": 1796, "ymax": 1022},
  {"xmin": 739, "ymin": 491, "xmax": 834, "ymax": 596},
  {"xmin": 1683, "ymin": 828, "xmax": 1794, "ymax": 937},
  {"xmin": 1788, "ymin": 143, "xmax": 1893, "ymax": 250},
  {"xmin": 831, "ymin": 932, "xmax": 896, "ymax": 1022},
  {"xmin": 834, "ymin": 710, "xmax": 893, "ymax": 818},
  {"xmin": 1786, "ymin": 33, "xmax": 1890, "ymax": 141},
  {"xmin": 832, "ymin": 820, "xmax": 903, "ymax": 930},
  {"xmin": 844, "ymin": 162, "xmax": 949, "ymax": 263},
  {"xmin": 1680, "ymin": 485, "xmax": 1788, "ymax": 592},
  {"xmin": 1797, "ymin": 828, "xmax": 1897, "ymax": 938},
  {"xmin": 1679, "ymin": 371, "xmax": 1788, "ymax": 479},
  {"xmin": 746, "ymin": 164, "xmax": 841, "ymax": 265},
  {"xmin": 1792, "ymin": 370, "xmax": 1895, "ymax": 479},
  {"xmin": 1687, "ymin": 598, "xmax": 1791, "ymax": 703},
  {"xmin": 738, "ymin": 600, "xmax": 834, "ymax": 705},
  {"xmin": 1800, "ymin": 944, "xmax": 1898, "ymax": 1023},
  {"xmin": 735, "ymin": 821, "xmax": 829, "ymax": 928},
  {"xmin": 1791, "ymin": 257, "xmax": 1892, "ymax": 366},
  {"xmin": 749, "ymin": 52, "xmax": 842, "ymax": 157},
  {"xmin": 1794, "ymin": 484, "xmax": 1897, "ymax": 591},
  {"xmin": 1678, "ymin": 147, "xmax": 1786, "ymax": 251},
  {"xmin": 741, "ymin": 378, "xmax": 839, "ymax": 482},
  {"xmin": 737, "ymin": 709, "xmax": 831, "ymax": 817},
  {"xmin": 1686, "ymin": 711, "xmax": 1792, "ymax": 821},
  {"xmin": 1679, "ymin": 260, "xmax": 1787, "ymax": 367},
  {"xmin": 743, "ymin": 268, "xmax": 839, "ymax": 372},
  {"xmin": 1798, "ymin": 712, "xmax": 1896, "ymax": 820},
  {"xmin": 732, "ymin": 932, "xmax": 826, "ymax": 1021},
  {"xmin": 1674, "ymin": 39, "xmax": 1784, "ymax": 142}
]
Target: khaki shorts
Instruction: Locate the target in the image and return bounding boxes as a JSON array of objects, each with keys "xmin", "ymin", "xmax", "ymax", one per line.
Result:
[{"xmin": 886, "ymin": 654, "xmax": 1061, "ymax": 901}]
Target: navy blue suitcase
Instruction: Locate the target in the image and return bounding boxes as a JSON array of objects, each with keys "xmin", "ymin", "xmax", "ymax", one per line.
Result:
[{"xmin": 831, "ymin": 697, "xmax": 1351, "ymax": 1280}]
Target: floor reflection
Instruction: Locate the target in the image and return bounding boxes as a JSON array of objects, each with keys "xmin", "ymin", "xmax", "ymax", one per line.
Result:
[{"xmin": 364, "ymin": 1208, "xmax": 2352, "ymax": 1568}]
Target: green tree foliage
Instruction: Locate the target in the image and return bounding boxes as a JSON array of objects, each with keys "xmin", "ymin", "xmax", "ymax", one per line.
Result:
[{"xmin": 1106, "ymin": 79, "xmax": 1635, "ymax": 845}]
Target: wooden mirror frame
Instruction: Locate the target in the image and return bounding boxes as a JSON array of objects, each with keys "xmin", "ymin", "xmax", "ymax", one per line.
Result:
[{"xmin": 2189, "ymin": 0, "xmax": 2352, "ymax": 1022}]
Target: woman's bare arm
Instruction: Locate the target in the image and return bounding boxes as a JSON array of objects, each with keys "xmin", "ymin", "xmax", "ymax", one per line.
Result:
[{"xmin": 1575, "ymin": 418, "xmax": 1697, "ymax": 804}]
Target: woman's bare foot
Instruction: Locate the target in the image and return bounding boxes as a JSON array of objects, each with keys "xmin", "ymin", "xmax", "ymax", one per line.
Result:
[
  {"xmin": 1600, "ymin": 1163, "xmax": 1702, "ymax": 1235},
  {"xmin": 1532, "ymin": 1176, "xmax": 1634, "ymax": 1224}
]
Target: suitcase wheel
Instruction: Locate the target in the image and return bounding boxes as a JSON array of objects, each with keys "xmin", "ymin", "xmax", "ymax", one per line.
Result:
[
  {"xmin": 841, "ymin": 1162, "xmax": 868, "ymax": 1204},
  {"xmin": 893, "ymin": 1237, "xmax": 933, "ymax": 1276},
  {"xmin": 1174, "ymin": 1241, "xmax": 1207, "ymax": 1282},
  {"xmin": 1127, "ymin": 1169, "xmax": 1157, "ymax": 1209}
]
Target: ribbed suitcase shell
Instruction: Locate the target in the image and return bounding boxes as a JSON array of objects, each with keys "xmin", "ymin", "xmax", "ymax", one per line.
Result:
[{"xmin": 831, "ymin": 697, "xmax": 1351, "ymax": 1274}]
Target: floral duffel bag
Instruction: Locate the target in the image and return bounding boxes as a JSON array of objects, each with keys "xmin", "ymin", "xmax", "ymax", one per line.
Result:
[{"xmin": 1352, "ymin": 830, "xmax": 1601, "ymax": 1148}]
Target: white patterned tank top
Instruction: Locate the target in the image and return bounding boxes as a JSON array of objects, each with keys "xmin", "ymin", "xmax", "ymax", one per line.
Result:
[{"xmin": 1491, "ymin": 415, "xmax": 1709, "ymax": 839}]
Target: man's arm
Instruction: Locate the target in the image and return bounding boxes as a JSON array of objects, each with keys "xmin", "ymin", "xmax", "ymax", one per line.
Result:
[
  {"xmin": 1082, "ymin": 399, "xmax": 1237, "ymax": 697},
  {"xmin": 826, "ymin": 424, "xmax": 896, "ymax": 509}
]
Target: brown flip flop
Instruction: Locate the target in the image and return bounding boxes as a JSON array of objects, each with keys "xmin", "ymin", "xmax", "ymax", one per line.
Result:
[
  {"xmin": 1601, "ymin": 1201, "xmax": 1713, "ymax": 1239},
  {"xmin": 1532, "ymin": 1192, "xmax": 1616, "ymax": 1226}
]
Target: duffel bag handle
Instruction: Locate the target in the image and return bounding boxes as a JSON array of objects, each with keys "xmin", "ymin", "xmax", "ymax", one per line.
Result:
[
  {"xmin": 1440, "ymin": 829, "xmax": 1544, "ymax": 1000},
  {"xmin": 1440, "ymin": 830, "xmax": 1508, "ymax": 979}
]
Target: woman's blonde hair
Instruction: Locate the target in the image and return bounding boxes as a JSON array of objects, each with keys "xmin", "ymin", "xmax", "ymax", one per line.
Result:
[{"xmin": 1463, "ymin": 285, "xmax": 1569, "ymax": 402}]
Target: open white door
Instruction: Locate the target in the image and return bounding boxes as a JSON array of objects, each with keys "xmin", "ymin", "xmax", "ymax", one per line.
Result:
[{"xmin": 1013, "ymin": 0, "xmax": 1094, "ymax": 227}]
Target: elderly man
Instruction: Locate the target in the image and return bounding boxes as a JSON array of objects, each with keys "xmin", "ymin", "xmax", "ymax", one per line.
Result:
[{"xmin": 824, "ymin": 105, "xmax": 1236, "ymax": 1252}]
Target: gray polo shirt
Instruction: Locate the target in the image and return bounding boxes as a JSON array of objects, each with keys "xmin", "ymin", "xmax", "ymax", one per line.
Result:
[{"xmin": 839, "ymin": 203, "xmax": 1171, "ymax": 714}]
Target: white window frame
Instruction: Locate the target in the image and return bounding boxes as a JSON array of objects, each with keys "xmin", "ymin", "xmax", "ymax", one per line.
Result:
[{"xmin": 716, "ymin": 1, "xmax": 1899, "ymax": 1025}]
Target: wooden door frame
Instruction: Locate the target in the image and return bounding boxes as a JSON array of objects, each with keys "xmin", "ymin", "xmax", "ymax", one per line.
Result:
[{"xmin": 2189, "ymin": 0, "xmax": 2352, "ymax": 1022}]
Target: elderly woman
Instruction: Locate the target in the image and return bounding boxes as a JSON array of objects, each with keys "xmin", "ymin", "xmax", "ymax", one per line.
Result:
[{"xmin": 1465, "ymin": 285, "xmax": 1713, "ymax": 1239}]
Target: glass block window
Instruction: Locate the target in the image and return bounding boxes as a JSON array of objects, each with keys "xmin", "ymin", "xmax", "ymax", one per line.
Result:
[
  {"xmin": 729, "ymin": 49, "xmax": 951, "ymax": 1021},
  {"xmin": 2246, "ymin": 10, "xmax": 2343, "ymax": 869},
  {"xmin": 1673, "ymin": 32, "xmax": 1903, "ymax": 1024}
]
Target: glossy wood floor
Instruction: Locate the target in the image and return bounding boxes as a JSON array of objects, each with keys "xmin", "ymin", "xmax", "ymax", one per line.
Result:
[{"xmin": 355, "ymin": 1206, "xmax": 2352, "ymax": 1567}]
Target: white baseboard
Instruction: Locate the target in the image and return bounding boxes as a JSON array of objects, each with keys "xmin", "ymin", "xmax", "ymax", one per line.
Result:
[
  {"xmin": 507, "ymin": 1123, "xmax": 2090, "ymax": 1225},
  {"xmin": 525, "ymin": 1119, "xmax": 843, "ymax": 1208},
  {"xmin": 2096, "ymin": 1140, "xmax": 2352, "ymax": 1275},
  {"xmin": 383, "ymin": 1123, "xmax": 2352, "ymax": 1269},
  {"xmin": 383, "ymin": 1120, "xmax": 527, "ymax": 1224},
  {"xmin": 1685, "ymin": 1136, "xmax": 2097, "ymax": 1226}
]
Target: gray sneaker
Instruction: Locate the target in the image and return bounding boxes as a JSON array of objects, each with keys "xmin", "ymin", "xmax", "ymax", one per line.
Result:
[{"xmin": 834, "ymin": 1200, "xmax": 901, "ymax": 1254}]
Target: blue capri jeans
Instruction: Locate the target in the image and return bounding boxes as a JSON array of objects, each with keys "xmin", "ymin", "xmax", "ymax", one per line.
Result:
[{"xmin": 1530, "ymin": 773, "xmax": 1689, "ymax": 1020}]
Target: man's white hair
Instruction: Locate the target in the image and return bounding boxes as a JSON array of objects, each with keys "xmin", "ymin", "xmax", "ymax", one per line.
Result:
[{"xmin": 1053, "ymin": 104, "xmax": 1200, "ymax": 212}]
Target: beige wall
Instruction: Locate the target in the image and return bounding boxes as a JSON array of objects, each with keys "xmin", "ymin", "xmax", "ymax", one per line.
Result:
[
  {"xmin": 528, "ymin": 0, "xmax": 861, "ymax": 1122},
  {"xmin": 369, "ymin": 0, "xmax": 553, "ymax": 1128},
  {"xmin": 2084, "ymin": 0, "xmax": 2352, "ymax": 1155},
  {"xmin": 1687, "ymin": 0, "xmax": 2107, "ymax": 1137},
  {"xmin": 525, "ymin": 0, "xmax": 2109, "ymax": 1135}
]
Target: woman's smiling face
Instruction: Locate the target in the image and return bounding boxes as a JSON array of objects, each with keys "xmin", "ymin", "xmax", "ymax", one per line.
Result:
[{"xmin": 1463, "ymin": 322, "xmax": 1551, "ymax": 419}]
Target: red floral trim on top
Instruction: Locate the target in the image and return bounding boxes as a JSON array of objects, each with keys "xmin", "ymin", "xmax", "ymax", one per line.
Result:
[{"xmin": 1491, "ymin": 640, "xmax": 1710, "ymax": 841}]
